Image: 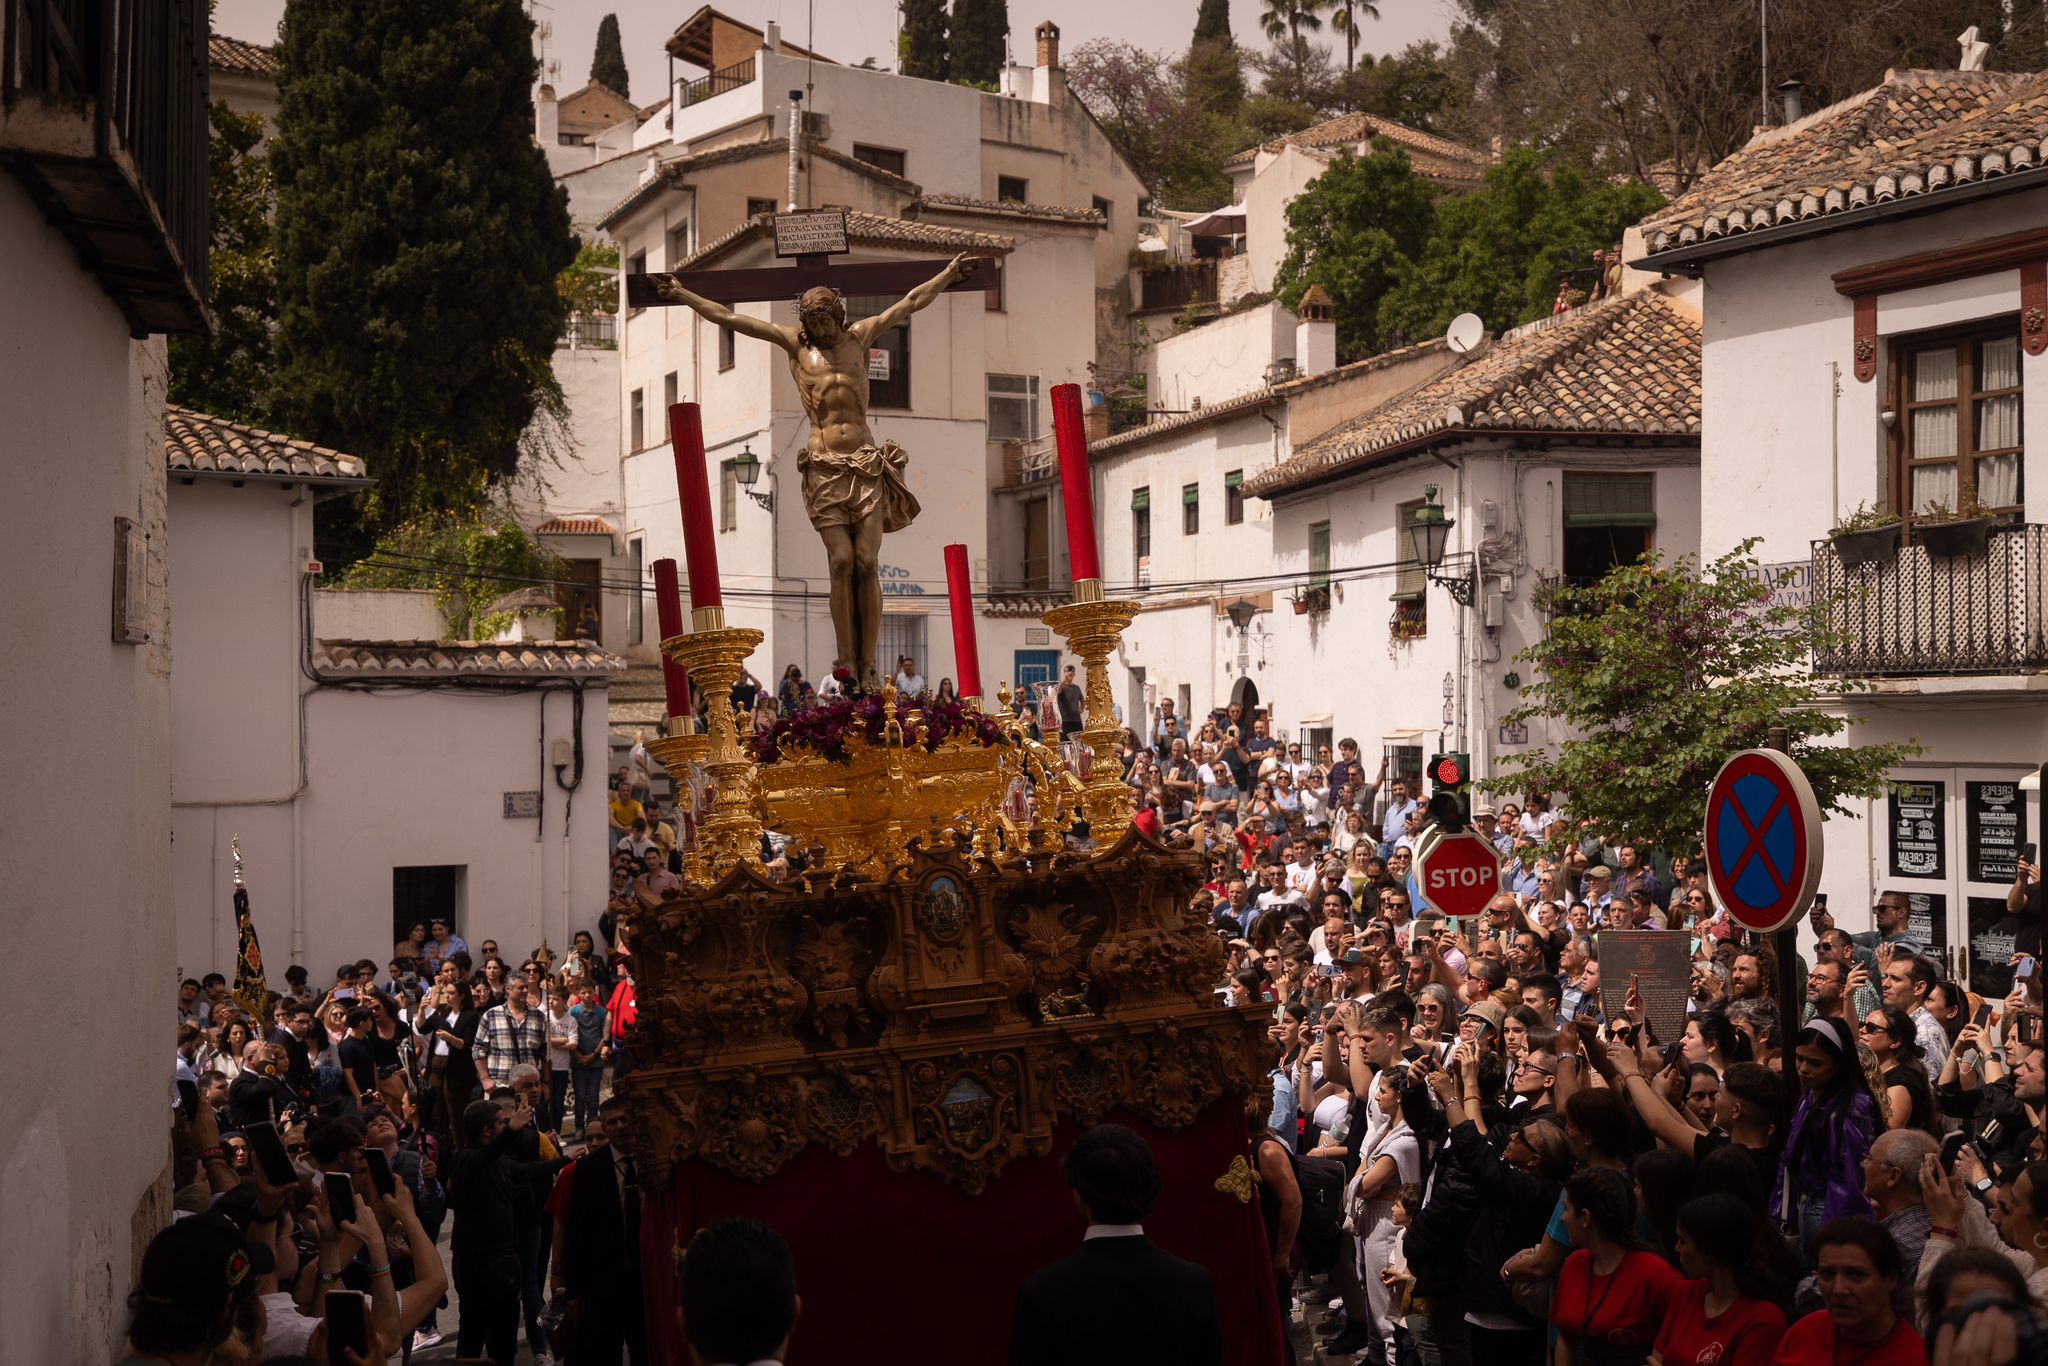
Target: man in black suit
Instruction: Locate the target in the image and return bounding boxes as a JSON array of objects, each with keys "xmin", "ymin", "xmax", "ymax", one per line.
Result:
[
  {"xmin": 550, "ymin": 1093, "xmax": 646, "ymax": 1365},
  {"xmin": 678, "ymin": 1218, "xmax": 801, "ymax": 1365},
  {"xmin": 1008, "ymin": 1123, "xmax": 1224, "ymax": 1366}
]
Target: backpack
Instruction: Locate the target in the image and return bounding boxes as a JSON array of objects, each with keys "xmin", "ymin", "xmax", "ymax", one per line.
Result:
[{"xmin": 1262, "ymin": 1133, "xmax": 1346, "ymax": 1271}]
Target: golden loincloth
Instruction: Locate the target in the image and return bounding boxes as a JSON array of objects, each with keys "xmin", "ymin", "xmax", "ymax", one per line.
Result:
[{"xmin": 797, "ymin": 439, "xmax": 922, "ymax": 533}]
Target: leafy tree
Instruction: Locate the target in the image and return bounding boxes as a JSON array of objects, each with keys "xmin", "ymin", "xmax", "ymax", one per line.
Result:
[
  {"xmin": 1067, "ymin": 39, "xmax": 1240, "ymax": 208},
  {"xmin": 169, "ymin": 98, "xmax": 278, "ymax": 425},
  {"xmin": 1377, "ymin": 145, "xmax": 1662, "ymax": 345},
  {"xmin": 1340, "ymin": 40, "xmax": 1458, "ymax": 131},
  {"xmin": 1193, "ymin": 0, "xmax": 1233, "ymax": 44},
  {"xmin": 1487, "ymin": 542, "xmax": 1920, "ymax": 859},
  {"xmin": 1184, "ymin": 35, "xmax": 1247, "ymax": 116},
  {"xmin": 1272, "ymin": 142, "xmax": 1437, "ymax": 358},
  {"xmin": 557, "ymin": 239, "xmax": 620, "ymax": 318},
  {"xmin": 1259, "ymin": 0, "xmax": 1324, "ymax": 45},
  {"xmin": 268, "ymin": 0, "xmax": 577, "ymax": 556},
  {"xmin": 949, "ymin": 0, "xmax": 1007, "ymax": 86},
  {"xmin": 589, "ymin": 13, "xmax": 629, "ymax": 97},
  {"xmin": 899, "ymin": 0, "xmax": 951, "ymax": 80},
  {"xmin": 341, "ymin": 509, "xmax": 565, "ymax": 639}
]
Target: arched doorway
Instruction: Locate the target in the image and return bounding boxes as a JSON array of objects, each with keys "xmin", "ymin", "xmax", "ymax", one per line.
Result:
[{"xmin": 1229, "ymin": 675, "xmax": 1260, "ymax": 720}]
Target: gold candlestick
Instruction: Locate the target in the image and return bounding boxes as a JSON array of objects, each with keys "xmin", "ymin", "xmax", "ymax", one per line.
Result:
[
  {"xmin": 646, "ymin": 712, "xmax": 712, "ymax": 886},
  {"xmin": 662, "ymin": 607, "xmax": 765, "ymax": 875},
  {"xmin": 1041, "ymin": 578, "xmax": 1139, "ymax": 842}
]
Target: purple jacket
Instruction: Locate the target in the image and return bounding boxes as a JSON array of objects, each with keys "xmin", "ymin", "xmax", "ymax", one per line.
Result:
[{"xmin": 1778, "ymin": 1087, "xmax": 1877, "ymax": 1224}]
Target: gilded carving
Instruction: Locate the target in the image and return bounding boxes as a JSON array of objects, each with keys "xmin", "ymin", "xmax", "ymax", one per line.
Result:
[
  {"xmin": 790, "ymin": 917, "xmax": 874, "ymax": 1048},
  {"xmin": 915, "ymin": 874, "xmax": 972, "ymax": 972},
  {"xmin": 698, "ymin": 1070, "xmax": 805, "ymax": 1181}
]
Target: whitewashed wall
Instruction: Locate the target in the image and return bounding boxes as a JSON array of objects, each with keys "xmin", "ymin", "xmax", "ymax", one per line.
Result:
[
  {"xmin": 1145, "ymin": 302, "xmax": 1296, "ymax": 414},
  {"xmin": 0, "ymin": 177, "xmax": 176, "ymax": 1366}
]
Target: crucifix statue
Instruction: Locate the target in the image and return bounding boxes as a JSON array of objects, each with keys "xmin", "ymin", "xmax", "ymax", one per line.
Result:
[{"xmin": 629, "ymin": 227, "xmax": 993, "ymax": 688}]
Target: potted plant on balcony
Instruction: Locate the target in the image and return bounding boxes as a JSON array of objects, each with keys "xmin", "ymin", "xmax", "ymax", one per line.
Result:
[
  {"xmin": 1827, "ymin": 502, "xmax": 1901, "ymax": 568},
  {"xmin": 1913, "ymin": 483, "xmax": 2004, "ymax": 558}
]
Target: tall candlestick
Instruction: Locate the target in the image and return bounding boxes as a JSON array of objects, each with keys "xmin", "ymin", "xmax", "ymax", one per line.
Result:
[
  {"xmin": 652, "ymin": 558, "xmax": 692, "ymax": 722},
  {"xmin": 942, "ymin": 543, "xmax": 983, "ymax": 703},
  {"xmin": 668, "ymin": 402, "xmax": 722, "ymax": 610},
  {"xmin": 1050, "ymin": 382, "xmax": 1101, "ymax": 585}
]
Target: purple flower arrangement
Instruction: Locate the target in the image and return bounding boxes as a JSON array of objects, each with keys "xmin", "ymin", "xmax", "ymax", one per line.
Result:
[{"xmin": 754, "ymin": 693, "xmax": 1006, "ymax": 766}]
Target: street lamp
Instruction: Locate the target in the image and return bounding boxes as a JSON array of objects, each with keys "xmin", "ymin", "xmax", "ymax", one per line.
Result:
[
  {"xmin": 1224, "ymin": 597, "xmax": 1260, "ymax": 633},
  {"xmin": 732, "ymin": 444, "xmax": 772, "ymax": 510},
  {"xmin": 1407, "ymin": 483, "xmax": 1474, "ymax": 605},
  {"xmin": 1223, "ymin": 597, "xmax": 1269, "ymax": 673}
]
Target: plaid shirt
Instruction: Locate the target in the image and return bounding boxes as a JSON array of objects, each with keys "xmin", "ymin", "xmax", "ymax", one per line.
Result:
[{"xmin": 474, "ymin": 1002, "xmax": 549, "ymax": 1081}]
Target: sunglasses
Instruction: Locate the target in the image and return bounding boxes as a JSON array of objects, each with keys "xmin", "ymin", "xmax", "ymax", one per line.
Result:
[{"xmin": 1858, "ymin": 1021, "xmax": 1889, "ymax": 1034}]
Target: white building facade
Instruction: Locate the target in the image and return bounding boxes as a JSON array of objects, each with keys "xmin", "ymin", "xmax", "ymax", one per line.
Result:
[
  {"xmin": 164, "ymin": 411, "xmax": 622, "ymax": 986},
  {"xmin": 1633, "ymin": 65, "xmax": 2048, "ymax": 988},
  {"xmin": 0, "ymin": 5, "xmax": 209, "ymax": 1360}
]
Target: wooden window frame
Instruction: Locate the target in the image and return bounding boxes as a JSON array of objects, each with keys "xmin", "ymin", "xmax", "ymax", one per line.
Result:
[
  {"xmin": 629, "ymin": 388, "xmax": 645, "ymax": 451},
  {"xmin": 1889, "ymin": 317, "xmax": 2024, "ymax": 528},
  {"xmin": 719, "ymin": 459, "xmax": 738, "ymax": 532},
  {"xmin": 1224, "ymin": 470, "xmax": 1244, "ymax": 525},
  {"xmin": 718, "ymin": 324, "xmax": 735, "ymax": 372}
]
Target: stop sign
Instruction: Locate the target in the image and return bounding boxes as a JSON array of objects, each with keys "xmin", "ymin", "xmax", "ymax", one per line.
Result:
[{"xmin": 1414, "ymin": 827, "xmax": 1504, "ymax": 918}]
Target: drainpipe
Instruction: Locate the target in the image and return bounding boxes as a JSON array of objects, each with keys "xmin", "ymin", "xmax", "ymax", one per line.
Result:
[{"xmin": 786, "ymin": 91, "xmax": 803, "ymax": 210}]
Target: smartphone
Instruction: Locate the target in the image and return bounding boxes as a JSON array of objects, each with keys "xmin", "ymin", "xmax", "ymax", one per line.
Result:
[
  {"xmin": 175, "ymin": 1078, "xmax": 200, "ymax": 1123},
  {"xmin": 323, "ymin": 1170, "xmax": 356, "ymax": 1222},
  {"xmin": 1813, "ymin": 893, "xmax": 1828, "ymax": 911},
  {"xmin": 246, "ymin": 1121, "xmax": 296, "ymax": 1187},
  {"xmin": 2020, "ymin": 955, "xmax": 2038, "ymax": 981},
  {"xmin": 2025, "ymin": 843, "xmax": 2039, "ymax": 865},
  {"xmin": 363, "ymin": 1147, "xmax": 396, "ymax": 1199},
  {"xmin": 324, "ymin": 1290, "xmax": 370, "ymax": 1361},
  {"xmin": 1662, "ymin": 1041, "xmax": 1685, "ymax": 1072}
]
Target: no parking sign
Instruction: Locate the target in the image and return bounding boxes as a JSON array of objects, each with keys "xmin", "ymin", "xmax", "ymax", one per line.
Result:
[{"xmin": 1703, "ymin": 749, "xmax": 1824, "ymax": 934}]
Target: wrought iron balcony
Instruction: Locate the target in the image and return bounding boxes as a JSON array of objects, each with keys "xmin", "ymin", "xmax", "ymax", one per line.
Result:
[
  {"xmin": 0, "ymin": 0, "xmax": 212, "ymax": 335},
  {"xmin": 680, "ymin": 57, "xmax": 754, "ymax": 108},
  {"xmin": 1811, "ymin": 523, "xmax": 2048, "ymax": 676}
]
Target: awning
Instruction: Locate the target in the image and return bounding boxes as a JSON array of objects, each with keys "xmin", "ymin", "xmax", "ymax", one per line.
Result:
[
  {"xmin": 1183, "ymin": 203, "xmax": 1247, "ymax": 237},
  {"xmin": 1131, "ymin": 488, "xmax": 1151, "ymax": 511},
  {"xmin": 1298, "ymin": 712, "xmax": 1333, "ymax": 725},
  {"xmin": 1563, "ymin": 473, "xmax": 1656, "ymax": 528},
  {"xmin": 1182, "ymin": 484, "xmax": 1200, "ymax": 505},
  {"xmin": 1136, "ymin": 235, "xmax": 1168, "ymax": 253}
]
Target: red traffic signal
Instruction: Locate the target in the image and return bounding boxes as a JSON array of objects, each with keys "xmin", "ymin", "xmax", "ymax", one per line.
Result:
[{"xmin": 1428, "ymin": 753, "xmax": 1468, "ymax": 789}]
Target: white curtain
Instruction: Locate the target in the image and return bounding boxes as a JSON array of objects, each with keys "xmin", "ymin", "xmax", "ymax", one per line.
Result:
[
  {"xmin": 1915, "ymin": 346, "xmax": 1959, "ymax": 401},
  {"xmin": 1912, "ymin": 464, "xmax": 1959, "ymax": 514},
  {"xmin": 1977, "ymin": 454, "xmax": 2021, "ymax": 509},
  {"xmin": 1912, "ymin": 405, "xmax": 1957, "ymax": 459}
]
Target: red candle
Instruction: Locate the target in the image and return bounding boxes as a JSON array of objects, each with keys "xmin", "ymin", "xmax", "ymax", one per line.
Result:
[
  {"xmin": 651, "ymin": 557, "xmax": 692, "ymax": 719},
  {"xmin": 1050, "ymin": 382, "xmax": 1101, "ymax": 582},
  {"xmin": 668, "ymin": 402, "xmax": 721, "ymax": 608},
  {"xmin": 942, "ymin": 543, "xmax": 983, "ymax": 701}
]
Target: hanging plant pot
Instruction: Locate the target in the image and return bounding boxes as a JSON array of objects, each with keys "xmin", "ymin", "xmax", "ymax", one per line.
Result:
[
  {"xmin": 1915, "ymin": 515, "xmax": 1999, "ymax": 558},
  {"xmin": 1291, "ymin": 596, "xmax": 1310, "ymax": 615},
  {"xmin": 1829, "ymin": 524, "xmax": 1901, "ymax": 568}
]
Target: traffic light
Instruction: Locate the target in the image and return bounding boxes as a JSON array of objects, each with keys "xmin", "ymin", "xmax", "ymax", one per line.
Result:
[{"xmin": 1426, "ymin": 751, "xmax": 1472, "ymax": 831}]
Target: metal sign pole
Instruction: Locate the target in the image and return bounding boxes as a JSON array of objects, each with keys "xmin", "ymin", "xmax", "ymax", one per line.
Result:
[{"xmin": 1769, "ymin": 726, "xmax": 1800, "ymax": 1077}]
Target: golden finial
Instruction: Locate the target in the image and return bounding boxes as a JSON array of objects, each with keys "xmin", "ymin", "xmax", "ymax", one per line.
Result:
[{"xmin": 231, "ymin": 834, "xmax": 245, "ymax": 888}]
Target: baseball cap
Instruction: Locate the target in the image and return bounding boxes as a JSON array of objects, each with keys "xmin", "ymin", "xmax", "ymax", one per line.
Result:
[
  {"xmin": 1339, "ymin": 948, "xmax": 1367, "ymax": 966},
  {"xmin": 1585, "ymin": 865, "xmax": 1613, "ymax": 880},
  {"xmin": 136, "ymin": 1213, "xmax": 274, "ymax": 1317},
  {"xmin": 1461, "ymin": 999, "xmax": 1507, "ymax": 1032}
]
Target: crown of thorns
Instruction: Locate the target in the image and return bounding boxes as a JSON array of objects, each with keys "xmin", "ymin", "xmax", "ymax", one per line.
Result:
[{"xmin": 797, "ymin": 286, "xmax": 846, "ymax": 316}]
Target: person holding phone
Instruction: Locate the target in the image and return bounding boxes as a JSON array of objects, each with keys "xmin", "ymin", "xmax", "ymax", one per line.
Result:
[{"xmin": 449, "ymin": 1095, "xmax": 569, "ymax": 1365}]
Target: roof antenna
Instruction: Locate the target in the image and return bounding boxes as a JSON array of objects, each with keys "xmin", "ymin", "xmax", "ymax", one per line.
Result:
[{"xmin": 1958, "ymin": 26, "xmax": 1990, "ymax": 72}]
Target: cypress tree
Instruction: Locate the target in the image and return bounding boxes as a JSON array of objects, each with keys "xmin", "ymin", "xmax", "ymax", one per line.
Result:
[
  {"xmin": 950, "ymin": 0, "xmax": 1007, "ymax": 86},
  {"xmin": 1193, "ymin": 0, "xmax": 1232, "ymax": 45},
  {"xmin": 899, "ymin": 0, "xmax": 950, "ymax": 80},
  {"xmin": 269, "ymin": 0, "xmax": 577, "ymax": 547},
  {"xmin": 590, "ymin": 13, "xmax": 630, "ymax": 97}
]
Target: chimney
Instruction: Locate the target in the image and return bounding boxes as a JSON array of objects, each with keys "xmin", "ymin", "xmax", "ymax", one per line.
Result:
[
  {"xmin": 535, "ymin": 83, "xmax": 559, "ymax": 148},
  {"xmin": 1035, "ymin": 20, "xmax": 1060, "ymax": 69},
  {"xmin": 1776, "ymin": 79, "xmax": 1804, "ymax": 124},
  {"xmin": 1031, "ymin": 20, "xmax": 1063, "ymax": 104},
  {"xmin": 763, "ymin": 20, "xmax": 782, "ymax": 55},
  {"xmin": 1295, "ymin": 285, "xmax": 1337, "ymax": 378}
]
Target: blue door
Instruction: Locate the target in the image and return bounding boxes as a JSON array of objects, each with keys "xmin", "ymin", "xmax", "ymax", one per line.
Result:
[{"xmin": 1013, "ymin": 650, "xmax": 1060, "ymax": 695}]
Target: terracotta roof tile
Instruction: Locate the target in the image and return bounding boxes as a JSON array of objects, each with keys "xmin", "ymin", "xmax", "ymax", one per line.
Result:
[
  {"xmin": 534, "ymin": 515, "xmax": 616, "ymax": 536},
  {"xmin": 913, "ymin": 194, "xmax": 1105, "ymax": 227},
  {"xmin": 314, "ymin": 640, "xmax": 626, "ymax": 679},
  {"xmin": 1090, "ymin": 338, "xmax": 1450, "ymax": 457},
  {"xmin": 1642, "ymin": 68, "xmax": 2048, "ymax": 258},
  {"xmin": 1244, "ymin": 291, "xmax": 1700, "ymax": 498},
  {"xmin": 165, "ymin": 406, "xmax": 372, "ymax": 485},
  {"xmin": 209, "ymin": 35, "xmax": 279, "ymax": 77},
  {"xmin": 1224, "ymin": 112, "xmax": 1493, "ymax": 178}
]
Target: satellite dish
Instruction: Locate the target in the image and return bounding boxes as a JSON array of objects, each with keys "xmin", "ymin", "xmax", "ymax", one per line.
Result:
[{"xmin": 1445, "ymin": 313, "xmax": 1485, "ymax": 355}]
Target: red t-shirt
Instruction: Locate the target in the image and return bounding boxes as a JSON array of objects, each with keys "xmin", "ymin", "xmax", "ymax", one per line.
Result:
[
  {"xmin": 544, "ymin": 1157, "xmax": 580, "ymax": 1220},
  {"xmin": 1768, "ymin": 1311, "xmax": 1925, "ymax": 1366},
  {"xmin": 1552, "ymin": 1249, "xmax": 1683, "ymax": 1353},
  {"xmin": 1652, "ymin": 1279, "xmax": 1786, "ymax": 1366}
]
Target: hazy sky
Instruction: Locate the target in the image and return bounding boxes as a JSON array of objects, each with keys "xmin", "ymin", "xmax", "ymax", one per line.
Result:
[{"xmin": 213, "ymin": 0, "xmax": 1456, "ymax": 103}]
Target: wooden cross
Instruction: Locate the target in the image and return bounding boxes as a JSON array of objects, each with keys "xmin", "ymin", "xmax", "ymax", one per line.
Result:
[{"xmin": 623, "ymin": 210, "xmax": 999, "ymax": 309}]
